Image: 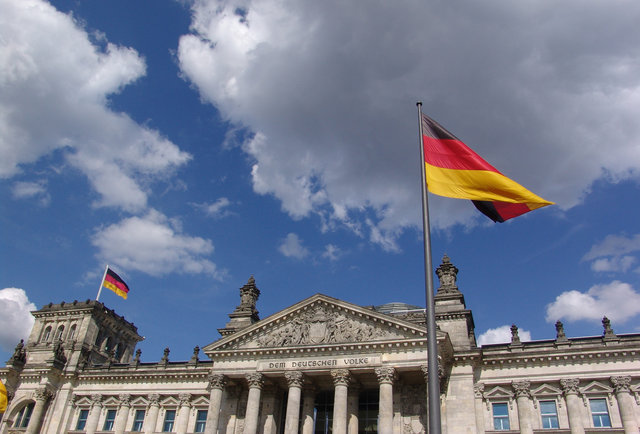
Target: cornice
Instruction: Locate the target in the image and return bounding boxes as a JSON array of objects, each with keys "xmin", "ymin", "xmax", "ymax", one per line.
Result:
[{"xmin": 481, "ymin": 347, "xmax": 638, "ymax": 369}]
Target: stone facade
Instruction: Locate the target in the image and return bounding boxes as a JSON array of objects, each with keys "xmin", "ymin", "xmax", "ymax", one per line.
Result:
[{"xmin": 1, "ymin": 258, "xmax": 639, "ymax": 434}]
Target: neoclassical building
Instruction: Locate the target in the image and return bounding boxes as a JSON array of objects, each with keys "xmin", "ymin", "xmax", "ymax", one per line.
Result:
[{"xmin": 1, "ymin": 256, "xmax": 639, "ymax": 434}]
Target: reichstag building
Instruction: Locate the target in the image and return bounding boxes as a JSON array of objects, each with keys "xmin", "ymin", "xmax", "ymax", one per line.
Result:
[{"xmin": 1, "ymin": 256, "xmax": 639, "ymax": 433}]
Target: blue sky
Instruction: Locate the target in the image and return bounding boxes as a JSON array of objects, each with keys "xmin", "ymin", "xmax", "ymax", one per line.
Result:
[{"xmin": 1, "ymin": 0, "xmax": 640, "ymax": 363}]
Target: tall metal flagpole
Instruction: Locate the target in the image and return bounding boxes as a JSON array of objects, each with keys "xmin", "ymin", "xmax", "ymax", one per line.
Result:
[
  {"xmin": 417, "ymin": 102, "xmax": 442, "ymax": 434},
  {"xmin": 96, "ymin": 265, "xmax": 109, "ymax": 301}
]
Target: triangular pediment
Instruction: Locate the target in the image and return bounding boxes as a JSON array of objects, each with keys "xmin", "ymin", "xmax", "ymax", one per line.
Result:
[
  {"xmin": 531, "ymin": 383, "xmax": 562, "ymax": 397},
  {"xmin": 581, "ymin": 380, "xmax": 613, "ymax": 395},
  {"xmin": 484, "ymin": 385, "xmax": 514, "ymax": 399},
  {"xmin": 204, "ymin": 294, "xmax": 429, "ymax": 356}
]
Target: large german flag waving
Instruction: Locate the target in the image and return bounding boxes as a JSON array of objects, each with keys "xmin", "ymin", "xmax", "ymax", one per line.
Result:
[
  {"xmin": 102, "ymin": 267, "xmax": 130, "ymax": 299},
  {"xmin": 421, "ymin": 114, "xmax": 553, "ymax": 222}
]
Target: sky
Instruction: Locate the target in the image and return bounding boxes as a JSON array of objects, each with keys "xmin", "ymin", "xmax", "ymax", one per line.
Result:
[{"xmin": 1, "ymin": 0, "xmax": 640, "ymax": 364}]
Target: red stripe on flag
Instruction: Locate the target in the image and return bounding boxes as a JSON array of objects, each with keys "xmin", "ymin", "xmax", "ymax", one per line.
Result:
[
  {"xmin": 423, "ymin": 136, "xmax": 500, "ymax": 173},
  {"xmin": 493, "ymin": 201, "xmax": 533, "ymax": 221}
]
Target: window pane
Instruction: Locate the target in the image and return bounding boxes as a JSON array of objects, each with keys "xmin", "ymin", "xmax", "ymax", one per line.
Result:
[
  {"xmin": 163, "ymin": 410, "xmax": 176, "ymax": 432},
  {"xmin": 589, "ymin": 399, "xmax": 611, "ymax": 428},
  {"xmin": 492, "ymin": 403, "xmax": 510, "ymax": 430},
  {"xmin": 132, "ymin": 409, "xmax": 145, "ymax": 432},
  {"xmin": 76, "ymin": 409, "xmax": 89, "ymax": 430},
  {"xmin": 540, "ymin": 401, "xmax": 559, "ymax": 429},
  {"xmin": 194, "ymin": 410, "xmax": 207, "ymax": 433},
  {"xmin": 103, "ymin": 409, "xmax": 117, "ymax": 431}
]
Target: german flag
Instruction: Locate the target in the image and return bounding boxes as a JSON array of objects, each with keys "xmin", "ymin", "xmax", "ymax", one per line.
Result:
[
  {"xmin": 421, "ymin": 114, "xmax": 553, "ymax": 222},
  {"xmin": 102, "ymin": 267, "xmax": 130, "ymax": 299}
]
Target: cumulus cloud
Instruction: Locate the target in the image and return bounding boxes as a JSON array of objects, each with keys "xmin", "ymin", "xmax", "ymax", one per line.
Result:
[
  {"xmin": 322, "ymin": 244, "xmax": 343, "ymax": 262},
  {"xmin": 545, "ymin": 281, "xmax": 640, "ymax": 324},
  {"xmin": 583, "ymin": 234, "xmax": 640, "ymax": 273},
  {"xmin": 178, "ymin": 0, "xmax": 640, "ymax": 248},
  {"xmin": 477, "ymin": 325, "xmax": 532, "ymax": 346},
  {"xmin": 0, "ymin": 288, "xmax": 36, "ymax": 352},
  {"xmin": 193, "ymin": 197, "xmax": 233, "ymax": 218},
  {"xmin": 12, "ymin": 180, "xmax": 51, "ymax": 206},
  {"xmin": 0, "ymin": 0, "xmax": 190, "ymax": 211},
  {"xmin": 92, "ymin": 210, "xmax": 223, "ymax": 278},
  {"xmin": 278, "ymin": 233, "xmax": 309, "ymax": 259}
]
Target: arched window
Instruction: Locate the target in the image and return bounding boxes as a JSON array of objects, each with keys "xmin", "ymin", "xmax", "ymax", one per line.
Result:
[
  {"xmin": 42, "ymin": 326, "xmax": 52, "ymax": 342},
  {"xmin": 68, "ymin": 324, "xmax": 77, "ymax": 341},
  {"xmin": 55, "ymin": 325, "xmax": 65, "ymax": 341},
  {"xmin": 14, "ymin": 402, "xmax": 35, "ymax": 428}
]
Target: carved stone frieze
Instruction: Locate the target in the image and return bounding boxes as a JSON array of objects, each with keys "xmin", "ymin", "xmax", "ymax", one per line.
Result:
[{"xmin": 255, "ymin": 305, "xmax": 405, "ymax": 348}]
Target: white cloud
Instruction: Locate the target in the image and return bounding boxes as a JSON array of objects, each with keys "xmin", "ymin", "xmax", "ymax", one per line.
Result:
[
  {"xmin": 194, "ymin": 197, "xmax": 232, "ymax": 218},
  {"xmin": 0, "ymin": 288, "xmax": 36, "ymax": 352},
  {"xmin": 12, "ymin": 180, "xmax": 50, "ymax": 206},
  {"xmin": 477, "ymin": 325, "xmax": 532, "ymax": 346},
  {"xmin": 590, "ymin": 256, "xmax": 636, "ymax": 273},
  {"xmin": 322, "ymin": 244, "xmax": 343, "ymax": 262},
  {"xmin": 545, "ymin": 281, "xmax": 640, "ymax": 324},
  {"xmin": 91, "ymin": 210, "xmax": 223, "ymax": 278},
  {"xmin": 0, "ymin": 0, "xmax": 190, "ymax": 212},
  {"xmin": 178, "ymin": 0, "xmax": 640, "ymax": 246},
  {"xmin": 583, "ymin": 234, "xmax": 640, "ymax": 273},
  {"xmin": 278, "ymin": 233, "xmax": 309, "ymax": 260}
]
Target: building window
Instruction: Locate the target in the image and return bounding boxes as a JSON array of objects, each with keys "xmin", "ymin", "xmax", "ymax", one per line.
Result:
[
  {"xmin": 358, "ymin": 390, "xmax": 379, "ymax": 433},
  {"xmin": 131, "ymin": 409, "xmax": 145, "ymax": 432},
  {"xmin": 163, "ymin": 410, "xmax": 176, "ymax": 432},
  {"xmin": 492, "ymin": 402, "xmax": 510, "ymax": 430},
  {"xmin": 76, "ymin": 409, "xmax": 90, "ymax": 430},
  {"xmin": 69, "ymin": 324, "xmax": 77, "ymax": 341},
  {"xmin": 589, "ymin": 398, "xmax": 611, "ymax": 428},
  {"xmin": 43, "ymin": 326, "xmax": 52, "ymax": 342},
  {"xmin": 194, "ymin": 410, "xmax": 207, "ymax": 433},
  {"xmin": 14, "ymin": 402, "xmax": 35, "ymax": 428},
  {"xmin": 540, "ymin": 400, "xmax": 559, "ymax": 429},
  {"xmin": 55, "ymin": 325, "xmax": 65, "ymax": 340},
  {"xmin": 103, "ymin": 409, "xmax": 117, "ymax": 431}
]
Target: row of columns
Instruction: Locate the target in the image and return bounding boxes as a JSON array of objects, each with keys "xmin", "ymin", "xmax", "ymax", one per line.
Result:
[
  {"xmin": 490, "ymin": 376, "xmax": 638, "ymax": 434},
  {"xmin": 205, "ymin": 367, "xmax": 398, "ymax": 434}
]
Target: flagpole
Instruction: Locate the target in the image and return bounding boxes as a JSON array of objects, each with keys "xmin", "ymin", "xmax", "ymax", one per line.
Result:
[
  {"xmin": 417, "ymin": 102, "xmax": 442, "ymax": 434},
  {"xmin": 96, "ymin": 265, "xmax": 108, "ymax": 301}
]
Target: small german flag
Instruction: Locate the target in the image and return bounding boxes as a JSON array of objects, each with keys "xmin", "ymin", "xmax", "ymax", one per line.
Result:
[
  {"xmin": 102, "ymin": 267, "xmax": 130, "ymax": 299},
  {"xmin": 421, "ymin": 114, "xmax": 553, "ymax": 222}
]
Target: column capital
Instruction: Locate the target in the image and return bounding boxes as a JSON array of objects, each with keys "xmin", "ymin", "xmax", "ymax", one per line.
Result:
[
  {"xmin": 34, "ymin": 387, "xmax": 53, "ymax": 402},
  {"xmin": 178, "ymin": 393, "xmax": 192, "ymax": 407},
  {"xmin": 285, "ymin": 370, "xmax": 304, "ymax": 388},
  {"xmin": 610, "ymin": 376, "xmax": 632, "ymax": 393},
  {"xmin": 473, "ymin": 382, "xmax": 485, "ymax": 399},
  {"xmin": 512, "ymin": 380, "xmax": 531, "ymax": 398},
  {"xmin": 374, "ymin": 367, "xmax": 396, "ymax": 385},
  {"xmin": 208, "ymin": 373, "xmax": 227, "ymax": 390},
  {"xmin": 147, "ymin": 393, "xmax": 161, "ymax": 406},
  {"xmin": 331, "ymin": 369, "xmax": 351, "ymax": 387},
  {"xmin": 118, "ymin": 393, "xmax": 132, "ymax": 407},
  {"xmin": 90, "ymin": 393, "xmax": 104, "ymax": 407},
  {"xmin": 560, "ymin": 378, "xmax": 580, "ymax": 395},
  {"xmin": 246, "ymin": 372, "xmax": 265, "ymax": 389}
]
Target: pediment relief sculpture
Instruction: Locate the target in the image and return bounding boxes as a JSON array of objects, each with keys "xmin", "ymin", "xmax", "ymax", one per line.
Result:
[{"xmin": 255, "ymin": 305, "xmax": 407, "ymax": 348}]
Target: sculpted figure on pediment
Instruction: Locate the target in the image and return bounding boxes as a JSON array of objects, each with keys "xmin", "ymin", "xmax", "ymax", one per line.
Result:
[{"xmin": 257, "ymin": 305, "xmax": 401, "ymax": 347}]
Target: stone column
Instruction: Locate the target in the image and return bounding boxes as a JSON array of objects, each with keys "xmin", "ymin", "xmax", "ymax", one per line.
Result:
[
  {"xmin": 205, "ymin": 374, "xmax": 227, "ymax": 434},
  {"xmin": 284, "ymin": 371, "xmax": 304, "ymax": 434},
  {"xmin": 331, "ymin": 369, "xmax": 351, "ymax": 434},
  {"xmin": 244, "ymin": 373, "xmax": 264, "ymax": 434},
  {"xmin": 347, "ymin": 385, "xmax": 360, "ymax": 434},
  {"xmin": 611, "ymin": 376, "xmax": 637, "ymax": 434},
  {"xmin": 144, "ymin": 393, "xmax": 161, "ymax": 434},
  {"xmin": 260, "ymin": 386, "xmax": 278, "ymax": 434},
  {"xmin": 25, "ymin": 387, "xmax": 52, "ymax": 434},
  {"xmin": 375, "ymin": 367, "xmax": 396, "ymax": 434},
  {"xmin": 473, "ymin": 383, "xmax": 486, "ymax": 433},
  {"xmin": 114, "ymin": 394, "xmax": 131, "ymax": 434},
  {"xmin": 175, "ymin": 393, "xmax": 192, "ymax": 434},
  {"xmin": 561, "ymin": 379, "xmax": 585, "ymax": 434},
  {"xmin": 512, "ymin": 380, "xmax": 533, "ymax": 434},
  {"xmin": 85, "ymin": 394, "xmax": 103, "ymax": 434},
  {"xmin": 301, "ymin": 385, "xmax": 316, "ymax": 434}
]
